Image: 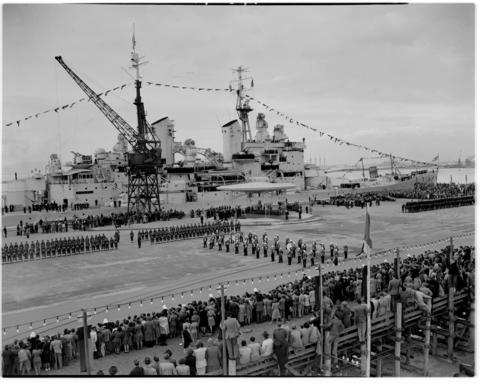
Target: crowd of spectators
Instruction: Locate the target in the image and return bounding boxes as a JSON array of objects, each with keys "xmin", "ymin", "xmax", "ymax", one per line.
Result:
[
  {"xmin": 3, "ymin": 241, "xmax": 473, "ymax": 376},
  {"xmin": 329, "ymin": 192, "xmax": 394, "ymax": 209},
  {"xmin": 390, "ymin": 182, "xmax": 475, "ymax": 200}
]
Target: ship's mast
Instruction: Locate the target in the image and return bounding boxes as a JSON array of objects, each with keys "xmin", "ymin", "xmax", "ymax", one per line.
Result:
[
  {"xmin": 232, "ymin": 66, "xmax": 253, "ymax": 147},
  {"xmin": 130, "ymin": 26, "xmax": 150, "ymax": 148}
]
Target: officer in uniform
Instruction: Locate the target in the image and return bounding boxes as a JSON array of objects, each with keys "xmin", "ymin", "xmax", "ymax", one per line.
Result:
[
  {"xmin": 343, "ymin": 245, "xmax": 348, "ymax": 260},
  {"xmin": 234, "ymin": 237, "xmax": 239, "ymax": 254},
  {"xmin": 29, "ymin": 241, "xmax": 35, "ymax": 260},
  {"xmin": 130, "ymin": 230, "xmax": 134, "ymax": 243},
  {"xmin": 278, "ymin": 248, "xmax": 284, "ymax": 264},
  {"xmin": 35, "ymin": 240, "xmax": 40, "ymax": 259},
  {"xmin": 7, "ymin": 244, "xmax": 13, "ymax": 263},
  {"xmin": 52, "ymin": 238, "xmax": 58, "ymax": 257},
  {"xmin": 225, "ymin": 236, "xmax": 230, "ymax": 253},
  {"xmin": 20, "ymin": 242, "xmax": 26, "ymax": 261},
  {"xmin": 287, "ymin": 248, "xmax": 292, "ymax": 266},
  {"xmin": 203, "ymin": 233, "xmax": 208, "ymax": 248},
  {"xmin": 85, "ymin": 236, "xmax": 90, "ymax": 253},
  {"xmin": 47, "ymin": 239, "xmax": 52, "ymax": 257},
  {"xmin": 320, "ymin": 245, "xmax": 325, "ymax": 264}
]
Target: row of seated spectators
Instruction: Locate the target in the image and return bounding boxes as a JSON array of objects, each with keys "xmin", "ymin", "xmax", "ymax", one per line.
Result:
[{"xmin": 3, "ymin": 242, "xmax": 473, "ymax": 376}]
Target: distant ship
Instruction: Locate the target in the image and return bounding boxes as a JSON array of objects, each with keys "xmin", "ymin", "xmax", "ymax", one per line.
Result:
[{"xmin": 329, "ymin": 160, "xmax": 438, "ymax": 191}]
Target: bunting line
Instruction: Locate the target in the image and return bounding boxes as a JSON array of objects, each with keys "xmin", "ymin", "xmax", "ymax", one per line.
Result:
[
  {"xmin": 3, "ymin": 83, "xmax": 134, "ymax": 128},
  {"xmin": 144, "ymin": 80, "xmax": 230, "ymax": 93},
  {"xmin": 245, "ymin": 94, "xmax": 437, "ymax": 167}
]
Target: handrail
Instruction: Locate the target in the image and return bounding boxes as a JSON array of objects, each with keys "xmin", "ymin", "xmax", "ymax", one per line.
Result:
[{"xmin": 222, "ymin": 290, "xmax": 470, "ymax": 376}]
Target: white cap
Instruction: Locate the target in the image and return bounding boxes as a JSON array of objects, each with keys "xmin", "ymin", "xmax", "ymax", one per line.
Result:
[
  {"xmin": 162, "ymin": 305, "xmax": 168, "ymax": 310},
  {"xmin": 253, "ymin": 288, "xmax": 258, "ymax": 292},
  {"xmin": 30, "ymin": 332, "xmax": 36, "ymax": 339},
  {"xmin": 103, "ymin": 318, "xmax": 108, "ymax": 324}
]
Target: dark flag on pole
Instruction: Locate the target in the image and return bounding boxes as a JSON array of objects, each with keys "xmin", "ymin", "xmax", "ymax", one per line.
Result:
[
  {"xmin": 357, "ymin": 210, "xmax": 373, "ymax": 257},
  {"xmin": 364, "ymin": 210, "xmax": 373, "ymax": 249}
]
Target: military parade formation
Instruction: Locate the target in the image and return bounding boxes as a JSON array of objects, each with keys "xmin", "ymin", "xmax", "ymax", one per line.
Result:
[
  {"xmin": 133, "ymin": 220, "xmax": 241, "ymax": 247},
  {"xmin": 203, "ymin": 229, "xmax": 351, "ymax": 268},
  {"xmin": 2, "ymin": 233, "xmax": 119, "ymax": 264}
]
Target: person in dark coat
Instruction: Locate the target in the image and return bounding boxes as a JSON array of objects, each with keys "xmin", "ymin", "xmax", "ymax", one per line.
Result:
[
  {"xmin": 184, "ymin": 348, "xmax": 197, "ymax": 376},
  {"xmin": 272, "ymin": 323, "xmax": 289, "ymax": 376},
  {"xmin": 143, "ymin": 317, "xmax": 156, "ymax": 348},
  {"xmin": 182, "ymin": 324, "xmax": 193, "ymax": 351},
  {"xmin": 129, "ymin": 359, "xmax": 144, "ymax": 376}
]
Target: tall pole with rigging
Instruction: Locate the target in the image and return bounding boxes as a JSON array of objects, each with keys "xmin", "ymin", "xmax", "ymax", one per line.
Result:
[
  {"xmin": 55, "ymin": 31, "xmax": 164, "ymax": 216},
  {"xmin": 231, "ymin": 66, "xmax": 254, "ymax": 147}
]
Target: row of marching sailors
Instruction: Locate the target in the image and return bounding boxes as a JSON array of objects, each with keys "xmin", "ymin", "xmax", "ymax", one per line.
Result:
[
  {"xmin": 131, "ymin": 220, "xmax": 242, "ymax": 244},
  {"xmin": 2, "ymin": 233, "xmax": 119, "ymax": 263},
  {"xmin": 203, "ymin": 231, "xmax": 350, "ymax": 267},
  {"xmin": 402, "ymin": 195, "xmax": 475, "ymax": 213}
]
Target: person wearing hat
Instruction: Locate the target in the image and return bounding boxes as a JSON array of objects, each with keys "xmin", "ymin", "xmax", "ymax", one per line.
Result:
[
  {"xmin": 142, "ymin": 357, "xmax": 157, "ymax": 375},
  {"xmin": 129, "ymin": 359, "xmax": 144, "ymax": 376},
  {"xmin": 158, "ymin": 352, "xmax": 177, "ymax": 375}
]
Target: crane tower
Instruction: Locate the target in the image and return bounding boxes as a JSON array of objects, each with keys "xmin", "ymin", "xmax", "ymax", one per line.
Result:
[{"xmin": 55, "ymin": 39, "xmax": 164, "ymax": 215}]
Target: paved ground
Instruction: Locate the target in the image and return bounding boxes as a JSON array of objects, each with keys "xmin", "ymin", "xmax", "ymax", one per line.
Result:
[{"xmin": 1, "ymin": 200, "xmax": 475, "ymax": 367}]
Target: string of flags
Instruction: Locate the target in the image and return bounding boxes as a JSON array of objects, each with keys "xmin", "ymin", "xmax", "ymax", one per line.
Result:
[
  {"xmin": 3, "ymin": 83, "xmax": 133, "ymax": 128},
  {"xmin": 6, "ymin": 74, "xmax": 437, "ymax": 168},
  {"xmin": 245, "ymin": 94, "xmax": 437, "ymax": 167},
  {"xmin": 2, "ymin": 230, "xmax": 474, "ymax": 336},
  {"xmin": 144, "ymin": 81, "xmax": 230, "ymax": 93}
]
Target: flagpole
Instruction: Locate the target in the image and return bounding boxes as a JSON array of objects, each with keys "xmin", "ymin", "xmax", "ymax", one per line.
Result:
[{"xmin": 365, "ymin": 208, "xmax": 371, "ymax": 377}]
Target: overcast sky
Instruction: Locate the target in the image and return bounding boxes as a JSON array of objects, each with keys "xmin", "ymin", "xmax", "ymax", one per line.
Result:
[{"xmin": 2, "ymin": 3, "xmax": 475, "ymax": 178}]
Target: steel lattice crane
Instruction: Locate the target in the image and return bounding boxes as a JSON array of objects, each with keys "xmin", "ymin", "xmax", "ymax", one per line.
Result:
[{"xmin": 55, "ymin": 42, "xmax": 164, "ymax": 215}]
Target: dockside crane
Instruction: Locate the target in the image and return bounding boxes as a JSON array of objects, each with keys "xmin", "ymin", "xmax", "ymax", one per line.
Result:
[{"xmin": 55, "ymin": 41, "xmax": 164, "ymax": 215}]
